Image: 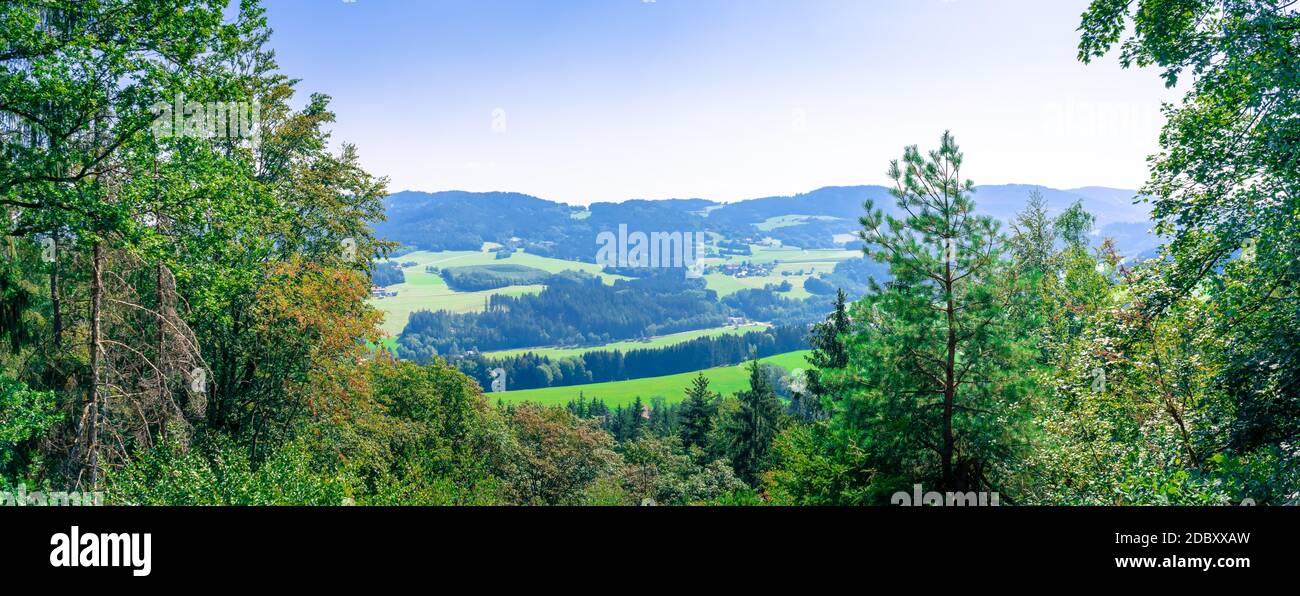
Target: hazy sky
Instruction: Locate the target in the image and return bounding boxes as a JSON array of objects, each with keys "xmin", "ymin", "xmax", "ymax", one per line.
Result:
[{"xmin": 263, "ymin": 0, "xmax": 1180, "ymax": 204}]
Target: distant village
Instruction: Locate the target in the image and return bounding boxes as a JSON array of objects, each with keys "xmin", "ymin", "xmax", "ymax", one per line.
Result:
[{"xmin": 712, "ymin": 261, "xmax": 773, "ymax": 278}]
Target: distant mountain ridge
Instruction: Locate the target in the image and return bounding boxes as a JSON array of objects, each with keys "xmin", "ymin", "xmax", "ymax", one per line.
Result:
[{"xmin": 375, "ymin": 184, "xmax": 1158, "ymax": 261}]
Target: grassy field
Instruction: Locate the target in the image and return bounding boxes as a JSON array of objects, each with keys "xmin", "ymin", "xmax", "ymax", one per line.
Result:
[
  {"xmin": 754, "ymin": 214, "xmax": 845, "ymax": 231},
  {"xmin": 482, "ymin": 323, "xmax": 769, "ymax": 360},
  {"xmin": 490, "ymin": 350, "xmax": 812, "ymax": 407},
  {"xmin": 369, "ymin": 276, "xmax": 544, "ymax": 335},
  {"xmin": 712, "ymin": 245, "xmax": 859, "ymax": 266},
  {"xmin": 368, "ymin": 249, "xmax": 627, "ymax": 335},
  {"xmin": 703, "ymin": 245, "xmax": 859, "ymax": 299},
  {"xmin": 390, "ymin": 249, "xmax": 623, "ymax": 279},
  {"xmin": 370, "ymin": 245, "xmax": 858, "ymax": 336}
]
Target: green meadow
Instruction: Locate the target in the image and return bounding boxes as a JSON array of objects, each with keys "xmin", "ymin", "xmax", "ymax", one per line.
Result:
[
  {"xmin": 702, "ymin": 245, "xmax": 859, "ymax": 299},
  {"xmin": 368, "ymin": 249, "xmax": 628, "ymax": 335},
  {"xmin": 491, "ymin": 350, "xmax": 812, "ymax": 407},
  {"xmin": 369, "ymin": 245, "xmax": 858, "ymax": 335},
  {"xmin": 754, "ymin": 214, "xmax": 845, "ymax": 231}
]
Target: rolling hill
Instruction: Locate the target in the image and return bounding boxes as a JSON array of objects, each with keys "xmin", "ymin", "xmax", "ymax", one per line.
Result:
[{"xmin": 375, "ymin": 184, "xmax": 1156, "ymax": 260}]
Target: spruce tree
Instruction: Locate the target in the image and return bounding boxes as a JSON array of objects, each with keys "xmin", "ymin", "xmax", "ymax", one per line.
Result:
[
  {"xmin": 628, "ymin": 396, "xmax": 646, "ymax": 439},
  {"xmin": 724, "ymin": 360, "xmax": 783, "ymax": 484},
  {"xmin": 1009, "ymin": 189, "xmax": 1055, "ymax": 274},
  {"xmin": 805, "ymin": 289, "xmax": 851, "ymax": 416},
  {"xmin": 679, "ymin": 373, "xmax": 717, "ymax": 453}
]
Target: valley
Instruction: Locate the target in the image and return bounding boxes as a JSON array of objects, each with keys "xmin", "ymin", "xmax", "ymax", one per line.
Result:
[
  {"xmin": 7, "ymin": 0, "xmax": 1292, "ymax": 519},
  {"xmin": 367, "ymin": 184, "xmax": 1155, "ymax": 405},
  {"xmin": 368, "ymin": 248, "xmax": 628, "ymax": 335}
]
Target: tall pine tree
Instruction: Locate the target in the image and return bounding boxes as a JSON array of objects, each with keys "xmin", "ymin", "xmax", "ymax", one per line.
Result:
[
  {"xmin": 804, "ymin": 289, "xmax": 851, "ymax": 417},
  {"xmin": 1009, "ymin": 189, "xmax": 1054, "ymax": 275},
  {"xmin": 723, "ymin": 360, "xmax": 783, "ymax": 484},
  {"xmin": 679, "ymin": 372, "xmax": 717, "ymax": 454},
  {"xmin": 846, "ymin": 131, "xmax": 1035, "ymax": 494}
]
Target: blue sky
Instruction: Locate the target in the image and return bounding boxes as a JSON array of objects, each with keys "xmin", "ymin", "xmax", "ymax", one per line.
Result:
[{"xmin": 262, "ymin": 0, "xmax": 1181, "ymax": 204}]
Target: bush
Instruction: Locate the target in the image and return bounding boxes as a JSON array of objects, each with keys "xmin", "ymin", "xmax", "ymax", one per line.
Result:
[
  {"xmin": 504, "ymin": 404, "xmax": 621, "ymax": 505},
  {"xmin": 342, "ymin": 359, "xmax": 517, "ymax": 505},
  {"xmin": 0, "ymin": 372, "xmax": 61, "ymax": 487},
  {"xmin": 107, "ymin": 436, "xmax": 351, "ymax": 506}
]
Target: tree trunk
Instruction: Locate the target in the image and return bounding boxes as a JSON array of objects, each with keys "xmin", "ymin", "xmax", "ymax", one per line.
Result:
[
  {"xmin": 87, "ymin": 240, "xmax": 103, "ymax": 489},
  {"xmin": 50, "ymin": 233, "xmax": 62, "ymax": 346},
  {"xmin": 157, "ymin": 259, "xmax": 168, "ymax": 441},
  {"xmin": 942, "ymin": 243, "xmax": 956, "ymax": 491},
  {"xmin": 154, "ymin": 209, "xmax": 177, "ymax": 439}
]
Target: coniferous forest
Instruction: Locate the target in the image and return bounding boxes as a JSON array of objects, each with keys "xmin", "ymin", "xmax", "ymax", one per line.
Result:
[{"xmin": 2, "ymin": 0, "xmax": 1298, "ymax": 514}]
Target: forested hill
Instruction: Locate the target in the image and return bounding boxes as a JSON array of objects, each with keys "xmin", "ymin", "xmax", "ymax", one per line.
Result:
[{"xmin": 375, "ymin": 184, "xmax": 1158, "ymax": 260}]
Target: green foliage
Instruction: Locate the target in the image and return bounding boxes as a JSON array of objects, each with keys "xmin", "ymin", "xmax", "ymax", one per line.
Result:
[
  {"xmin": 335, "ymin": 359, "xmax": 516, "ymax": 505},
  {"xmin": 674, "ymin": 460, "xmax": 751, "ymax": 504},
  {"xmin": 371, "ymin": 261, "xmax": 407, "ymax": 287},
  {"xmin": 503, "ymin": 404, "xmax": 621, "ymax": 505},
  {"xmin": 768, "ymin": 422, "xmax": 877, "ymax": 505},
  {"xmin": 803, "ymin": 289, "xmax": 851, "ymax": 417},
  {"xmin": 438, "ymin": 264, "xmax": 553, "ymax": 292},
  {"xmin": 719, "ymin": 360, "xmax": 784, "ymax": 484},
  {"xmin": 4, "ymin": 0, "xmax": 1297, "ymax": 508},
  {"xmin": 0, "ymin": 0, "xmax": 394, "ymax": 493},
  {"xmin": 832, "ymin": 132, "xmax": 1037, "ymax": 497},
  {"xmin": 1053, "ymin": 200, "xmax": 1096, "ymax": 251},
  {"xmin": 0, "ymin": 254, "xmax": 36, "ymax": 353},
  {"xmin": 678, "ymin": 373, "xmax": 718, "ymax": 454},
  {"xmin": 1009, "ymin": 189, "xmax": 1054, "ymax": 274},
  {"xmin": 617, "ymin": 434, "xmax": 748, "ymax": 505},
  {"xmin": 0, "ymin": 371, "xmax": 60, "ymax": 486},
  {"xmin": 701, "ymin": 488, "xmax": 765, "ymax": 506},
  {"xmin": 1065, "ymin": 0, "xmax": 1300, "ymax": 503},
  {"xmin": 107, "ymin": 436, "xmax": 350, "ymax": 506}
]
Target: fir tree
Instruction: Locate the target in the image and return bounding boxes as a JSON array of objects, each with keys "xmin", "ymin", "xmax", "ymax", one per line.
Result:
[
  {"xmin": 804, "ymin": 289, "xmax": 851, "ymax": 417},
  {"xmin": 679, "ymin": 373, "xmax": 718, "ymax": 453},
  {"xmin": 724, "ymin": 360, "xmax": 783, "ymax": 484},
  {"xmin": 1009, "ymin": 189, "xmax": 1055, "ymax": 274}
]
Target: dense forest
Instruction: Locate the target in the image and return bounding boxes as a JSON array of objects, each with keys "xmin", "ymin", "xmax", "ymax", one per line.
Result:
[
  {"xmin": 396, "ymin": 272, "xmax": 729, "ymax": 358},
  {"xmin": 379, "ymin": 185, "xmax": 1159, "ymax": 260},
  {"xmin": 1, "ymin": 0, "xmax": 1297, "ymax": 506},
  {"xmin": 454, "ymin": 324, "xmax": 809, "ymax": 391},
  {"xmin": 437, "ymin": 264, "xmax": 553, "ymax": 292},
  {"xmin": 396, "ymin": 258, "xmax": 877, "ymax": 362},
  {"xmin": 371, "ymin": 261, "xmax": 406, "ymax": 287},
  {"xmin": 379, "ymin": 192, "xmax": 746, "ymax": 260}
]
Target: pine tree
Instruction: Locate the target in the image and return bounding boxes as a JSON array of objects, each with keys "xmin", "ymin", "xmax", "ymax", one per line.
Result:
[
  {"xmin": 724, "ymin": 360, "xmax": 783, "ymax": 484},
  {"xmin": 850, "ymin": 131, "xmax": 1035, "ymax": 493},
  {"xmin": 679, "ymin": 373, "xmax": 717, "ymax": 452},
  {"xmin": 805, "ymin": 289, "xmax": 851, "ymax": 416},
  {"xmin": 628, "ymin": 396, "xmax": 646, "ymax": 439},
  {"xmin": 1009, "ymin": 189, "xmax": 1055, "ymax": 274},
  {"xmin": 811, "ymin": 289, "xmax": 850, "ymax": 370}
]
